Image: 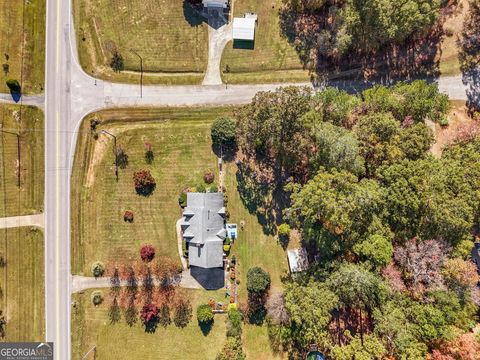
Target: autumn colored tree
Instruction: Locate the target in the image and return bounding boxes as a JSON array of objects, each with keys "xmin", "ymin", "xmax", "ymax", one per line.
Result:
[
  {"xmin": 173, "ymin": 298, "xmax": 193, "ymax": 328},
  {"xmin": 140, "ymin": 303, "xmax": 159, "ymax": 325},
  {"xmin": 442, "ymin": 258, "xmax": 480, "ymax": 302},
  {"xmin": 140, "ymin": 245, "xmax": 155, "ymax": 262},
  {"xmin": 108, "ymin": 296, "xmax": 121, "ymax": 324},
  {"xmin": 123, "ymin": 210, "xmax": 134, "ymax": 223},
  {"xmin": 133, "ymin": 170, "xmax": 156, "ymax": 196}
]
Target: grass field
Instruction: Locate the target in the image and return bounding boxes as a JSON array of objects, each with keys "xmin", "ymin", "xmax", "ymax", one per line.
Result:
[
  {"xmin": 72, "ymin": 288, "xmax": 226, "ymax": 360},
  {"xmin": 71, "ymin": 107, "xmax": 230, "ymax": 275},
  {"xmin": 0, "ymin": 227, "xmax": 44, "ymax": 341},
  {"xmin": 73, "ymin": 0, "xmax": 208, "ymax": 85},
  {"xmin": 0, "ymin": 0, "xmax": 45, "ymax": 94},
  {"xmin": 0, "ymin": 104, "xmax": 44, "ymax": 217},
  {"xmin": 220, "ymin": 0, "xmax": 309, "ymax": 84}
]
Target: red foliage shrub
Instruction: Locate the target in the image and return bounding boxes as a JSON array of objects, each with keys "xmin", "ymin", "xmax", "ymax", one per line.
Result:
[
  {"xmin": 140, "ymin": 245, "xmax": 156, "ymax": 262},
  {"xmin": 203, "ymin": 171, "xmax": 215, "ymax": 184},
  {"xmin": 133, "ymin": 170, "xmax": 156, "ymax": 196},
  {"xmin": 140, "ymin": 303, "xmax": 159, "ymax": 324},
  {"xmin": 123, "ymin": 210, "xmax": 134, "ymax": 223}
]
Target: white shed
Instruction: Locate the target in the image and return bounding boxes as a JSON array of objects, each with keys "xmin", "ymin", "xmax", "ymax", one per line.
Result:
[
  {"xmin": 287, "ymin": 248, "xmax": 309, "ymax": 274},
  {"xmin": 232, "ymin": 16, "xmax": 257, "ymax": 41}
]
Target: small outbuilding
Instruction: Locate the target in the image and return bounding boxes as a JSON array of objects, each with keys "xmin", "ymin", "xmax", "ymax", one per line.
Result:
[
  {"xmin": 202, "ymin": 0, "xmax": 229, "ymax": 8},
  {"xmin": 232, "ymin": 13, "xmax": 257, "ymax": 42},
  {"xmin": 287, "ymin": 248, "xmax": 309, "ymax": 274}
]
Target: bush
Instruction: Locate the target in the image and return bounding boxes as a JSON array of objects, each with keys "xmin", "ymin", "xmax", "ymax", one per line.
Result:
[
  {"xmin": 247, "ymin": 267, "xmax": 271, "ymax": 294},
  {"xmin": 216, "ymin": 337, "xmax": 245, "ymax": 360},
  {"xmin": 140, "ymin": 245, "xmax": 155, "ymax": 262},
  {"xmin": 174, "ymin": 299, "xmax": 193, "ymax": 328},
  {"xmin": 91, "ymin": 291, "xmax": 104, "ymax": 306},
  {"xmin": 179, "ymin": 192, "xmax": 187, "ymax": 207},
  {"xmin": 439, "ymin": 115, "xmax": 449, "ymax": 127},
  {"xmin": 204, "ymin": 171, "xmax": 215, "ymax": 184},
  {"xmin": 110, "ymin": 51, "xmax": 124, "ymax": 72},
  {"xmin": 197, "ymin": 304, "xmax": 214, "ymax": 323},
  {"xmin": 277, "ymin": 223, "xmax": 291, "ymax": 238},
  {"xmin": 91, "ymin": 262, "xmax": 105, "ymax": 278},
  {"xmin": 115, "ymin": 145, "xmax": 129, "ymax": 169},
  {"xmin": 140, "ymin": 303, "xmax": 159, "ymax": 325},
  {"xmin": 144, "ymin": 142, "xmax": 154, "ymax": 164},
  {"xmin": 211, "ymin": 117, "xmax": 237, "ymax": 149},
  {"xmin": 197, "ymin": 183, "xmax": 206, "ymax": 193},
  {"xmin": 226, "ymin": 308, "xmax": 243, "ymax": 337},
  {"xmin": 133, "ymin": 170, "xmax": 156, "ymax": 196},
  {"xmin": 6, "ymin": 79, "xmax": 21, "ymax": 93},
  {"xmin": 209, "ymin": 184, "xmax": 219, "ymax": 193},
  {"xmin": 123, "ymin": 210, "xmax": 134, "ymax": 223}
]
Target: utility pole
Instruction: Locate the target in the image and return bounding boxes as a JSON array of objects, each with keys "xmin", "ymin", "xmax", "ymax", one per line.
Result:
[
  {"xmin": 0, "ymin": 128, "xmax": 21, "ymax": 187},
  {"xmin": 101, "ymin": 130, "xmax": 118, "ymax": 181},
  {"xmin": 130, "ymin": 49, "xmax": 143, "ymax": 98}
]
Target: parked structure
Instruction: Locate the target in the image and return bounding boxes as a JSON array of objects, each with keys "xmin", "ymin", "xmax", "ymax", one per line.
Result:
[
  {"xmin": 287, "ymin": 248, "xmax": 309, "ymax": 274},
  {"xmin": 182, "ymin": 192, "xmax": 226, "ymax": 268},
  {"xmin": 232, "ymin": 13, "xmax": 257, "ymax": 42},
  {"xmin": 202, "ymin": 0, "xmax": 229, "ymax": 9}
]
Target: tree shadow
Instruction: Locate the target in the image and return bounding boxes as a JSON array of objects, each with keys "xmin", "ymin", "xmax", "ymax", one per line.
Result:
[
  {"xmin": 212, "ymin": 143, "xmax": 237, "ymax": 162},
  {"xmin": 135, "ymin": 183, "xmax": 156, "ymax": 197},
  {"xmin": 183, "ymin": 1, "xmax": 206, "ymax": 27},
  {"xmin": 199, "ymin": 320, "xmax": 214, "ymax": 336},
  {"xmin": 144, "ymin": 316, "xmax": 160, "ymax": 333},
  {"xmin": 10, "ymin": 91, "xmax": 21, "ymax": 103},
  {"xmin": 459, "ymin": 0, "xmax": 480, "ymax": 112},
  {"xmin": 279, "ymin": 5, "xmax": 443, "ymax": 84}
]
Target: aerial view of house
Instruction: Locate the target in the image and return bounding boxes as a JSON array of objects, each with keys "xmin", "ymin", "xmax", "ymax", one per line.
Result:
[{"xmin": 1, "ymin": 0, "xmax": 480, "ymax": 359}]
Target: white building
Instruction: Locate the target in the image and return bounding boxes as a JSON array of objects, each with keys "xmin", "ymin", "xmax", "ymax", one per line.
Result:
[
  {"xmin": 232, "ymin": 14, "xmax": 257, "ymax": 41},
  {"xmin": 202, "ymin": 0, "xmax": 229, "ymax": 8}
]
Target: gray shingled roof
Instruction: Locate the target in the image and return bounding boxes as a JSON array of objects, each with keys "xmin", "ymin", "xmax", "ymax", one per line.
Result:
[{"xmin": 182, "ymin": 192, "xmax": 225, "ymax": 268}]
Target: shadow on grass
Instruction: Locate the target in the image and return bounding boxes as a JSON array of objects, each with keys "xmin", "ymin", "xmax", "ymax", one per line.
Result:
[
  {"xmin": 199, "ymin": 320, "xmax": 214, "ymax": 336},
  {"xmin": 183, "ymin": 1, "xmax": 205, "ymax": 27},
  {"xmin": 144, "ymin": 317, "xmax": 160, "ymax": 333},
  {"xmin": 233, "ymin": 39, "xmax": 255, "ymax": 50}
]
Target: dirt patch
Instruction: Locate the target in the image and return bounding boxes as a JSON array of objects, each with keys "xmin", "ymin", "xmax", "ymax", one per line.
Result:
[
  {"xmin": 430, "ymin": 100, "xmax": 476, "ymax": 157},
  {"xmin": 85, "ymin": 135, "xmax": 109, "ymax": 188}
]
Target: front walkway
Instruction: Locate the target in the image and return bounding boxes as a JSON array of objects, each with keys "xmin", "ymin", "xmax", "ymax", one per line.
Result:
[{"xmin": 0, "ymin": 213, "xmax": 44, "ymax": 229}]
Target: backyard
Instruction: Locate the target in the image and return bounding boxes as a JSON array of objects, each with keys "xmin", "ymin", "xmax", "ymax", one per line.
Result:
[
  {"xmin": 72, "ymin": 288, "xmax": 226, "ymax": 360},
  {"xmin": 0, "ymin": 104, "xmax": 44, "ymax": 217},
  {"xmin": 0, "ymin": 227, "xmax": 45, "ymax": 341},
  {"xmin": 73, "ymin": 0, "xmax": 208, "ymax": 85},
  {"xmin": 0, "ymin": 0, "xmax": 45, "ymax": 94},
  {"xmin": 220, "ymin": 0, "xmax": 309, "ymax": 84},
  {"xmin": 71, "ymin": 106, "xmax": 289, "ymax": 359}
]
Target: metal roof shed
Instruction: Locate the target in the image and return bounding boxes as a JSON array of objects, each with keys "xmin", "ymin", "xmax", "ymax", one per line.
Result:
[
  {"xmin": 287, "ymin": 248, "xmax": 309, "ymax": 274},
  {"xmin": 232, "ymin": 17, "xmax": 256, "ymax": 41}
]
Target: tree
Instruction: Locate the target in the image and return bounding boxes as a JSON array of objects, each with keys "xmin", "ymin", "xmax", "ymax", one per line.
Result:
[
  {"xmin": 173, "ymin": 298, "xmax": 192, "ymax": 328},
  {"xmin": 91, "ymin": 291, "xmax": 104, "ymax": 306},
  {"xmin": 203, "ymin": 171, "xmax": 215, "ymax": 184},
  {"xmin": 284, "ymin": 281, "xmax": 338, "ymax": 347},
  {"xmin": 246, "ymin": 267, "xmax": 271, "ymax": 294},
  {"xmin": 108, "ymin": 296, "xmax": 121, "ymax": 324},
  {"xmin": 115, "ymin": 144, "xmax": 128, "ymax": 169},
  {"xmin": 330, "ymin": 335, "xmax": 387, "ymax": 360},
  {"xmin": 110, "ymin": 51, "xmax": 124, "ymax": 72},
  {"xmin": 277, "ymin": 223, "xmax": 291, "ymax": 239},
  {"xmin": 197, "ymin": 304, "xmax": 214, "ymax": 323},
  {"xmin": 140, "ymin": 303, "xmax": 159, "ymax": 324},
  {"xmin": 133, "ymin": 169, "xmax": 156, "ymax": 196},
  {"xmin": 353, "ymin": 234, "xmax": 393, "ymax": 269},
  {"xmin": 216, "ymin": 337, "xmax": 246, "ymax": 360},
  {"xmin": 158, "ymin": 303, "xmax": 171, "ymax": 328},
  {"xmin": 310, "ymin": 87, "xmax": 360, "ymax": 127},
  {"xmin": 6, "ymin": 78, "xmax": 21, "ymax": 93},
  {"xmin": 442, "ymin": 258, "xmax": 479, "ymax": 302},
  {"xmin": 144, "ymin": 142, "xmax": 154, "ymax": 164},
  {"xmin": 110, "ymin": 267, "xmax": 121, "ymax": 295},
  {"xmin": 140, "ymin": 244, "xmax": 155, "ymax": 262},
  {"xmin": 0, "ymin": 311, "xmax": 6, "ymax": 338},
  {"xmin": 394, "ymin": 238, "xmax": 449, "ymax": 294},
  {"xmin": 124, "ymin": 298, "xmax": 137, "ymax": 326},
  {"xmin": 211, "ymin": 117, "xmax": 237, "ymax": 150},
  {"xmin": 91, "ymin": 261, "xmax": 105, "ymax": 278},
  {"xmin": 123, "ymin": 210, "xmax": 134, "ymax": 223},
  {"xmin": 226, "ymin": 307, "xmax": 243, "ymax": 337}
]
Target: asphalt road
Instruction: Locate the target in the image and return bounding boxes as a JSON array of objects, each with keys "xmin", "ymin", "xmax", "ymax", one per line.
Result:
[{"xmin": 28, "ymin": 1, "xmax": 478, "ymax": 359}]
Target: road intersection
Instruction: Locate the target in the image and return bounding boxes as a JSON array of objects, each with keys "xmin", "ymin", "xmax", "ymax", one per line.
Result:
[{"xmin": 0, "ymin": 0, "xmax": 473, "ymax": 358}]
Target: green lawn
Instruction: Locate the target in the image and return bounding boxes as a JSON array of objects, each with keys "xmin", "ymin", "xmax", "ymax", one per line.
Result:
[
  {"xmin": 73, "ymin": 0, "xmax": 208, "ymax": 85},
  {"xmin": 0, "ymin": 227, "xmax": 45, "ymax": 341},
  {"xmin": 0, "ymin": 104, "xmax": 44, "ymax": 217},
  {"xmin": 72, "ymin": 288, "xmax": 226, "ymax": 360},
  {"xmin": 0, "ymin": 0, "xmax": 45, "ymax": 94},
  {"xmin": 71, "ymin": 108, "xmax": 230, "ymax": 275},
  {"xmin": 221, "ymin": 0, "xmax": 309, "ymax": 84}
]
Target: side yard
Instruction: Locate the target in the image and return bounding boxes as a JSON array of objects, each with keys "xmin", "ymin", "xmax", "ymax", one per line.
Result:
[
  {"xmin": 0, "ymin": 227, "xmax": 45, "ymax": 341},
  {"xmin": 73, "ymin": 0, "xmax": 208, "ymax": 85},
  {"xmin": 0, "ymin": 105, "xmax": 44, "ymax": 217},
  {"xmin": 0, "ymin": 0, "xmax": 45, "ymax": 94},
  {"xmin": 221, "ymin": 0, "xmax": 309, "ymax": 84}
]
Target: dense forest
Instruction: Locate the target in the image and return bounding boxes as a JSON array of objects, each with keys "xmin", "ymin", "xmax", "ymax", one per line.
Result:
[{"xmin": 218, "ymin": 81, "xmax": 480, "ymax": 359}]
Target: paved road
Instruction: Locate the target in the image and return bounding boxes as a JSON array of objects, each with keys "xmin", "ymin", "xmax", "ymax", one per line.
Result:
[
  {"xmin": 39, "ymin": 0, "xmax": 479, "ymax": 359},
  {"xmin": 0, "ymin": 214, "xmax": 44, "ymax": 229}
]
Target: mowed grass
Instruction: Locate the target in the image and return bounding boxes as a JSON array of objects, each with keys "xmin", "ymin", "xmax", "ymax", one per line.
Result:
[
  {"xmin": 71, "ymin": 107, "xmax": 231, "ymax": 275},
  {"xmin": 221, "ymin": 0, "xmax": 309, "ymax": 84},
  {"xmin": 0, "ymin": 0, "xmax": 45, "ymax": 94},
  {"xmin": 73, "ymin": 0, "xmax": 208, "ymax": 85},
  {"xmin": 224, "ymin": 161, "xmax": 288, "ymax": 360},
  {"xmin": 0, "ymin": 227, "xmax": 45, "ymax": 341},
  {"xmin": 72, "ymin": 288, "xmax": 226, "ymax": 360},
  {"xmin": 0, "ymin": 104, "xmax": 44, "ymax": 217}
]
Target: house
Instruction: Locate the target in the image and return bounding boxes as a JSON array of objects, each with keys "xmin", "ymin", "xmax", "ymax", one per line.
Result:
[
  {"xmin": 182, "ymin": 192, "xmax": 226, "ymax": 269},
  {"xmin": 232, "ymin": 13, "xmax": 257, "ymax": 42},
  {"xmin": 287, "ymin": 248, "xmax": 309, "ymax": 274},
  {"xmin": 202, "ymin": 0, "xmax": 229, "ymax": 9}
]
